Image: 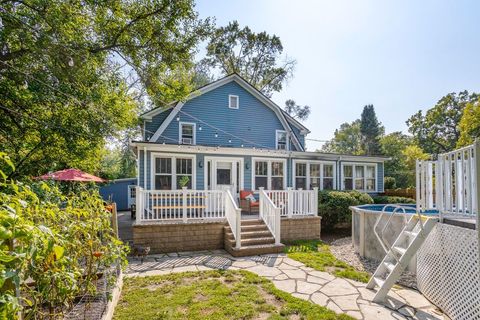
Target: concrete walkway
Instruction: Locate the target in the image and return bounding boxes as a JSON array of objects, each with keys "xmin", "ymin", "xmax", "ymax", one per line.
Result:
[{"xmin": 125, "ymin": 250, "xmax": 448, "ymax": 320}]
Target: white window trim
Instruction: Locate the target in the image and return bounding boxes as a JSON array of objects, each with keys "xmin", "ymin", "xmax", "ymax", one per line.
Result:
[
  {"xmin": 178, "ymin": 122, "xmax": 196, "ymax": 145},
  {"xmin": 292, "ymin": 160, "xmax": 336, "ymax": 190},
  {"xmin": 275, "ymin": 129, "xmax": 288, "ymax": 151},
  {"xmin": 150, "ymin": 153, "xmax": 196, "ymax": 190},
  {"xmin": 228, "ymin": 94, "xmax": 239, "ymax": 109},
  {"xmin": 341, "ymin": 162, "xmax": 378, "ymax": 192},
  {"xmin": 251, "ymin": 157, "xmax": 287, "ymax": 190}
]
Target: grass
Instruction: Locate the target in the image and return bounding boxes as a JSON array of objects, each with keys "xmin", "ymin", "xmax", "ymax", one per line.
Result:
[
  {"xmin": 285, "ymin": 240, "xmax": 370, "ymax": 283},
  {"xmin": 113, "ymin": 270, "xmax": 354, "ymax": 320}
]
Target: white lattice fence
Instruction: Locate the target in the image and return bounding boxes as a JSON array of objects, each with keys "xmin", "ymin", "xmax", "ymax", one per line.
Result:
[{"xmin": 417, "ymin": 223, "xmax": 480, "ymax": 320}]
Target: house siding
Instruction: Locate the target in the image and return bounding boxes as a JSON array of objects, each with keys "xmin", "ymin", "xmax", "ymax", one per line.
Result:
[
  {"xmin": 152, "ymin": 81, "xmax": 290, "ymax": 149},
  {"xmin": 144, "ymin": 109, "xmax": 172, "ymax": 140}
]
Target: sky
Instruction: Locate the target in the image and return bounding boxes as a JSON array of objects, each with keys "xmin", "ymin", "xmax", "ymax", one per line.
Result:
[{"xmin": 195, "ymin": 0, "xmax": 480, "ymax": 150}]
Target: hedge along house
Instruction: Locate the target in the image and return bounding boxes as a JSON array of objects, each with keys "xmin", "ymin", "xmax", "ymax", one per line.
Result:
[{"xmin": 130, "ymin": 74, "xmax": 388, "ymax": 256}]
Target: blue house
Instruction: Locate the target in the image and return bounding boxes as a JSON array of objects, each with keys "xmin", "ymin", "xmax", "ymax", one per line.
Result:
[{"xmin": 131, "ymin": 73, "xmax": 387, "ymax": 195}]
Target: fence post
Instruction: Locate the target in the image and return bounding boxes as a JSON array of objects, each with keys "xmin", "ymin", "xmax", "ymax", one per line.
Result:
[
  {"xmin": 313, "ymin": 187, "xmax": 319, "ymax": 215},
  {"xmin": 275, "ymin": 207, "xmax": 281, "ymax": 245},
  {"xmin": 474, "ymin": 140, "xmax": 480, "ymax": 258},
  {"xmin": 287, "ymin": 187, "xmax": 293, "ymax": 218},
  {"xmin": 135, "ymin": 186, "xmax": 143, "ymax": 224},
  {"xmin": 182, "ymin": 187, "xmax": 188, "ymax": 223},
  {"xmin": 259, "ymin": 187, "xmax": 264, "ymax": 216}
]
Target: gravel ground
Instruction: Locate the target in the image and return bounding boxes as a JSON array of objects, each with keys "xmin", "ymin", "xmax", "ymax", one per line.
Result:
[{"xmin": 329, "ymin": 237, "xmax": 418, "ymax": 289}]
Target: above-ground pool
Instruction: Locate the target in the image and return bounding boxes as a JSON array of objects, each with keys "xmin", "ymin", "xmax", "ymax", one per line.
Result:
[{"xmin": 350, "ymin": 204, "xmax": 439, "ymax": 272}]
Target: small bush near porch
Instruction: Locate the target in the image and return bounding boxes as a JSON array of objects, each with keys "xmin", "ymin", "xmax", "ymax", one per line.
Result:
[
  {"xmin": 285, "ymin": 240, "xmax": 370, "ymax": 283},
  {"xmin": 114, "ymin": 270, "xmax": 353, "ymax": 320}
]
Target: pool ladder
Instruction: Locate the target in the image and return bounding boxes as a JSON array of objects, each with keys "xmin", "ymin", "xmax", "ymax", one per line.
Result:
[{"xmin": 368, "ymin": 205, "xmax": 438, "ymax": 302}]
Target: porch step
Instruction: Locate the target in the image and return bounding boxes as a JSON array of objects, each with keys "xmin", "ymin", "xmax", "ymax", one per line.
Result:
[
  {"xmin": 225, "ymin": 243, "xmax": 285, "ymax": 257},
  {"xmin": 226, "ymin": 236, "xmax": 276, "ymax": 247},
  {"xmin": 225, "ymin": 230, "xmax": 272, "ymax": 239},
  {"xmin": 224, "ymin": 219, "xmax": 284, "ymax": 257},
  {"xmin": 240, "ymin": 219, "xmax": 264, "ymax": 226}
]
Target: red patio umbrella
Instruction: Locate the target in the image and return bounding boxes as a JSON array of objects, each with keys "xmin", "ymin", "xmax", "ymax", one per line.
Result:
[{"xmin": 37, "ymin": 168, "xmax": 106, "ymax": 183}]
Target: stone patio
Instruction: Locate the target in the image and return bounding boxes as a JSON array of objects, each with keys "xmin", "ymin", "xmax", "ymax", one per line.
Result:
[{"xmin": 125, "ymin": 250, "xmax": 448, "ymax": 320}]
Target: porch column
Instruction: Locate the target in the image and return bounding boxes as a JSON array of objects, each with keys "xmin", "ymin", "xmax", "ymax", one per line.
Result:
[{"xmin": 143, "ymin": 147, "xmax": 147, "ymax": 189}]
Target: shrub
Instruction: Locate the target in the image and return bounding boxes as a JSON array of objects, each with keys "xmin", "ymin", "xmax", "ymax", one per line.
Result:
[
  {"xmin": 372, "ymin": 195, "xmax": 415, "ymax": 204},
  {"xmin": 318, "ymin": 191, "xmax": 359, "ymax": 230},
  {"xmin": 347, "ymin": 190, "xmax": 374, "ymax": 205},
  {"xmin": 384, "ymin": 176, "xmax": 397, "ymax": 189}
]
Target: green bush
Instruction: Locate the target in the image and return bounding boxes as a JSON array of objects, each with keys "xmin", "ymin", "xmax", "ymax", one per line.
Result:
[
  {"xmin": 384, "ymin": 176, "xmax": 397, "ymax": 189},
  {"xmin": 372, "ymin": 195, "xmax": 415, "ymax": 204},
  {"xmin": 347, "ymin": 190, "xmax": 374, "ymax": 205}
]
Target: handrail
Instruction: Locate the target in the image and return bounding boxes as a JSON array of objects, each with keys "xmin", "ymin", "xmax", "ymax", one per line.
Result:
[
  {"xmin": 225, "ymin": 189, "xmax": 242, "ymax": 249},
  {"xmin": 259, "ymin": 188, "xmax": 281, "ymax": 245},
  {"xmin": 373, "ymin": 204, "xmax": 408, "ymax": 258}
]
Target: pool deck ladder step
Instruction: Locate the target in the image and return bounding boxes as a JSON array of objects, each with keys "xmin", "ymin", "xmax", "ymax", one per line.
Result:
[{"xmin": 367, "ymin": 214, "xmax": 438, "ymax": 303}]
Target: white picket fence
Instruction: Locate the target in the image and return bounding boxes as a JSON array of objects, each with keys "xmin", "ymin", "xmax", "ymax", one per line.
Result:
[
  {"xmin": 259, "ymin": 188, "xmax": 281, "ymax": 245},
  {"xmin": 416, "ymin": 141, "xmax": 480, "ymax": 222}
]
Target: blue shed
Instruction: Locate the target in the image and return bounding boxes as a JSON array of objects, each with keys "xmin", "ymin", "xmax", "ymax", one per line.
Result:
[{"xmin": 99, "ymin": 178, "xmax": 137, "ymax": 211}]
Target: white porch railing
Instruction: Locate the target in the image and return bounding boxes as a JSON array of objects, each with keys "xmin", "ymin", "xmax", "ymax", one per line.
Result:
[
  {"xmin": 225, "ymin": 189, "xmax": 242, "ymax": 249},
  {"xmin": 259, "ymin": 188, "xmax": 281, "ymax": 245},
  {"xmin": 416, "ymin": 141, "xmax": 480, "ymax": 222},
  {"xmin": 135, "ymin": 187, "xmax": 225, "ymax": 223},
  {"xmin": 266, "ymin": 187, "xmax": 318, "ymax": 217}
]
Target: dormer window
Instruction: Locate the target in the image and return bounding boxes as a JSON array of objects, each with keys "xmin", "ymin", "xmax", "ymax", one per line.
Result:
[
  {"xmin": 276, "ymin": 130, "xmax": 287, "ymax": 150},
  {"xmin": 229, "ymin": 95, "xmax": 239, "ymax": 109},
  {"xmin": 179, "ymin": 122, "xmax": 196, "ymax": 145}
]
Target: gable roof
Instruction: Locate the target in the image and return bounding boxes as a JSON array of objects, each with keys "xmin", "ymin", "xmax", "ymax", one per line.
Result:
[{"xmin": 144, "ymin": 73, "xmax": 309, "ymax": 151}]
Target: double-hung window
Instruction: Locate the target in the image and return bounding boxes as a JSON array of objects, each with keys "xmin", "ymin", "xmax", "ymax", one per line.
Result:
[
  {"xmin": 153, "ymin": 155, "xmax": 195, "ymax": 190},
  {"xmin": 179, "ymin": 122, "xmax": 195, "ymax": 145},
  {"xmin": 276, "ymin": 130, "xmax": 287, "ymax": 150},
  {"xmin": 294, "ymin": 161, "xmax": 336, "ymax": 190},
  {"xmin": 253, "ymin": 158, "xmax": 286, "ymax": 190},
  {"xmin": 342, "ymin": 164, "xmax": 376, "ymax": 192}
]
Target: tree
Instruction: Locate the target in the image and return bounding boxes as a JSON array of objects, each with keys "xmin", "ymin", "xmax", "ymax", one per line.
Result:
[
  {"xmin": 380, "ymin": 132, "xmax": 413, "ymax": 188},
  {"xmin": 406, "ymin": 91, "xmax": 479, "ymax": 154},
  {"xmin": 322, "ymin": 120, "xmax": 364, "ymax": 155},
  {"xmin": 457, "ymin": 97, "xmax": 480, "ymax": 147},
  {"xmin": 360, "ymin": 105, "xmax": 383, "ymax": 155},
  {"xmin": 201, "ymin": 20, "xmax": 296, "ymax": 97},
  {"xmin": 0, "ymin": 0, "xmax": 211, "ymax": 178},
  {"xmin": 284, "ymin": 99, "xmax": 311, "ymax": 121},
  {"xmin": 402, "ymin": 145, "xmax": 429, "ymax": 187}
]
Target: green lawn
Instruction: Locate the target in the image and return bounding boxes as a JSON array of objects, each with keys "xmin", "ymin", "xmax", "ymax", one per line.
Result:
[
  {"xmin": 285, "ymin": 240, "xmax": 370, "ymax": 283},
  {"xmin": 114, "ymin": 270, "xmax": 353, "ymax": 320}
]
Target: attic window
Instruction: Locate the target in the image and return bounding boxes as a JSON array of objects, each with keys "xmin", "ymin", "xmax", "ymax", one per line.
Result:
[{"xmin": 229, "ymin": 95, "xmax": 239, "ymax": 109}]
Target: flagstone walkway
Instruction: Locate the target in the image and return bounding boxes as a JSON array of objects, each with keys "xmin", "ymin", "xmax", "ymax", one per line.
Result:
[{"xmin": 125, "ymin": 250, "xmax": 448, "ymax": 320}]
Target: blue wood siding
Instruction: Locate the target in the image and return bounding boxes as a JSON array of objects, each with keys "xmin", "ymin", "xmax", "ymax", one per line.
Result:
[
  {"xmin": 144, "ymin": 109, "xmax": 172, "ymax": 140},
  {"xmin": 153, "ymin": 81, "xmax": 290, "ymax": 149},
  {"xmin": 99, "ymin": 178, "xmax": 136, "ymax": 210},
  {"xmin": 289, "ymin": 125, "xmax": 305, "ymax": 151}
]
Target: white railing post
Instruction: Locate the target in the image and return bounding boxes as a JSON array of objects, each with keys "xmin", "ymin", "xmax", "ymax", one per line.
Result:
[
  {"xmin": 474, "ymin": 140, "xmax": 480, "ymax": 250},
  {"xmin": 235, "ymin": 204, "xmax": 241, "ymax": 249},
  {"xmin": 259, "ymin": 187, "xmax": 265, "ymax": 216},
  {"xmin": 182, "ymin": 187, "xmax": 187, "ymax": 223},
  {"xmin": 135, "ymin": 186, "xmax": 143, "ymax": 224},
  {"xmin": 287, "ymin": 187, "xmax": 293, "ymax": 218},
  {"xmin": 275, "ymin": 206, "xmax": 281, "ymax": 245},
  {"xmin": 313, "ymin": 187, "xmax": 319, "ymax": 215}
]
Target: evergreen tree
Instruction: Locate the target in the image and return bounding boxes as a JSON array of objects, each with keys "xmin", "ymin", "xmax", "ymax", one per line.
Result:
[{"xmin": 360, "ymin": 105, "xmax": 383, "ymax": 155}]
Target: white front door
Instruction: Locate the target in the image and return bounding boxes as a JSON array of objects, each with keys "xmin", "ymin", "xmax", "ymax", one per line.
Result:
[{"xmin": 205, "ymin": 157, "xmax": 244, "ymax": 194}]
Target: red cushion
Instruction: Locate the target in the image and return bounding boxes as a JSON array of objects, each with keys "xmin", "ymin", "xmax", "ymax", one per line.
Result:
[
  {"xmin": 240, "ymin": 190, "xmax": 253, "ymax": 200},
  {"xmin": 250, "ymin": 202, "xmax": 259, "ymax": 207}
]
